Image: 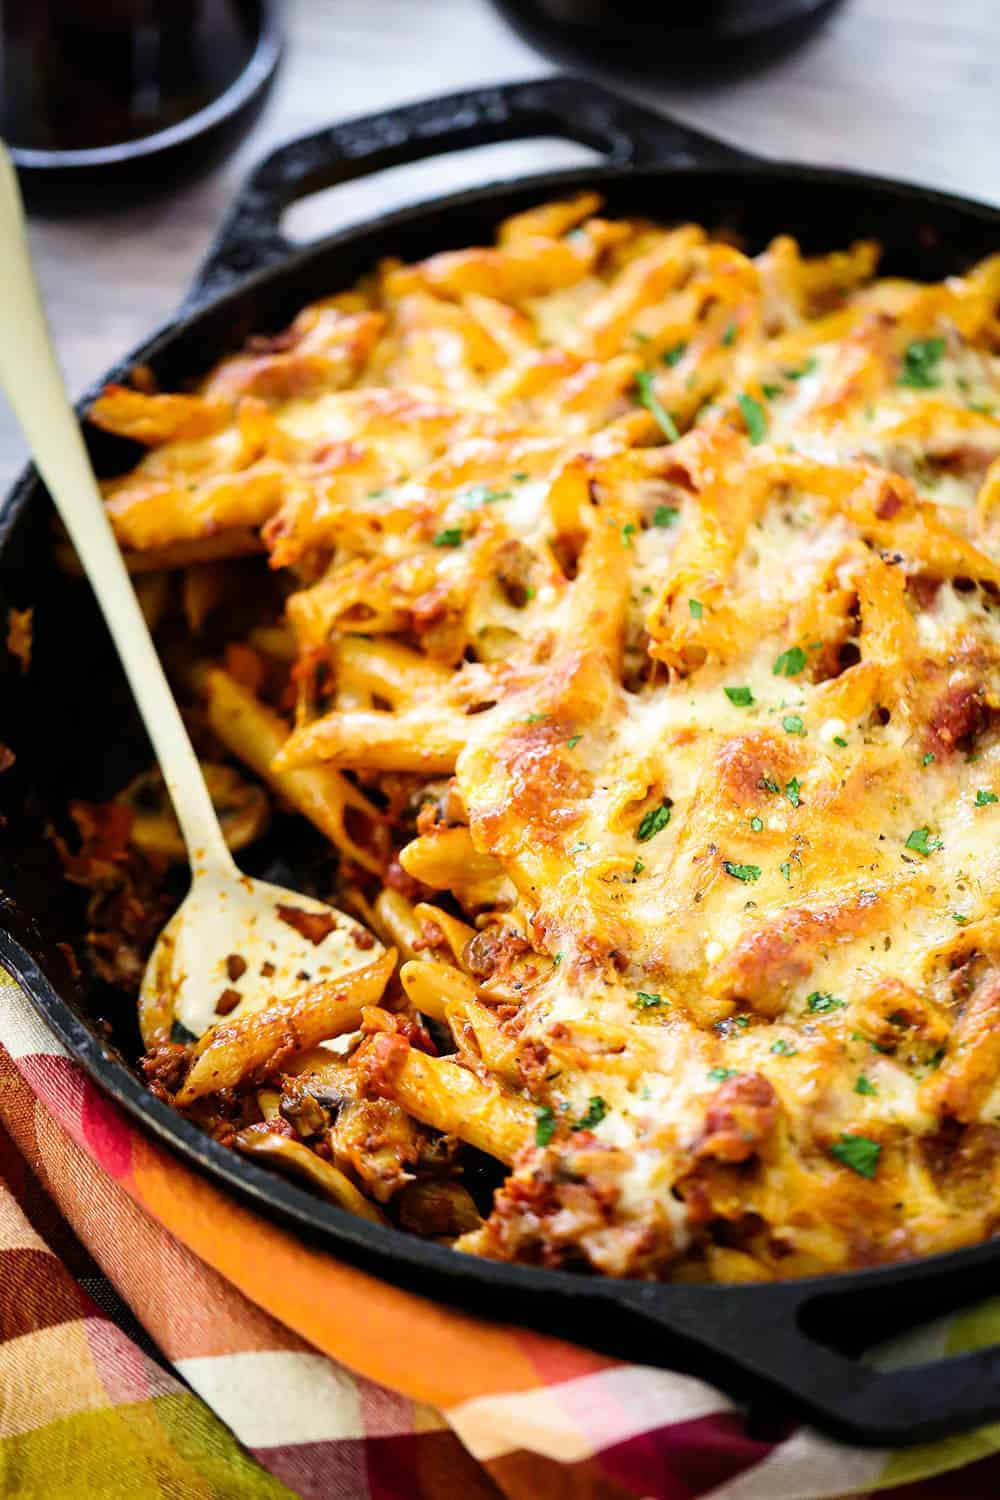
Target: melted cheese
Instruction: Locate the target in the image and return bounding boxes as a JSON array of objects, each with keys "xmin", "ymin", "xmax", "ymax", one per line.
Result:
[{"xmin": 88, "ymin": 198, "xmax": 1000, "ymax": 1281}]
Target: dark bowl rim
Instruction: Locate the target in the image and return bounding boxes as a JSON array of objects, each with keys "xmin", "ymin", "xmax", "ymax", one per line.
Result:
[
  {"xmin": 7, "ymin": 0, "xmax": 283, "ymax": 172},
  {"xmin": 491, "ymin": 0, "xmax": 846, "ymax": 47}
]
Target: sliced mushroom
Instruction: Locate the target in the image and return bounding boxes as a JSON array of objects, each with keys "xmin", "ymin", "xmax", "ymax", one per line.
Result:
[
  {"xmin": 233, "ymin": 1124, "xmax": 387, "ymax": 1223},
  {"xmin": 118, "ymin": 763, "xmax": 270, "ymax": 860},
  {"xmin": 396, "ymin": 1178, "xmax": 483, "ymax": 1238}
]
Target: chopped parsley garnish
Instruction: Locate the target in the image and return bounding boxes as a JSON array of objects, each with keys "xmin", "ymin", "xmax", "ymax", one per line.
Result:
[
  {"xmin": 923, "ymin": 752, "xmax": 936, "ymax": 766},
  {"xmin": 721, "ymin": 320, "xmax": 738, "ymax": 347},
  {"xmin": 571, "ymin": 1096, "xmax": 607, "ymax": 1131},
  {"xmin": 621, "ymin": 522, "xmax": 636, "ymax": 548},
  {"xmin": 734, "ymin": 1015, "xmax": 750, "ymax": 1028},
  {"xmin": 759, "ymin": 774, "xmax": 780, "ymax": 794},
  {"xmin": 553, "ymin": 952, "xmax": 563, "ymax": 966},
  {"xmin": 689, "ymin": 598, "xmax": 703, "ymax": 619},
  {"xmin": 433, "ymin": 527, "xmax": 463, "ymax": 547},
  {"xmin": 635, "ymin": 991, "xmax": 664, "ymax": 1009},
  {"xmin": 750, "ymin": 816, "xmax": 764, "ymax": 832},
  {"xmin": 535, "ymin": 1106, "xmax": 556, "ymax": 1146},
  {"xmin": 785, "ymin": 777, "xmax": 802, "ymax": 807},
  {"xmin": 635, "ymin": 370, "xmax": 680, "ymax": 442},
  {"xmin": 653, "ymin": 504, "xmax": 679, "ymax": 527},
  {"xmin": 567, "ymin": 734, "xmax": 582, "ymax": 750},
  {"xmin": 633, "ymin": 858, "xmax": 645, "ymax": 876},
  {"xmin": 774, "ymin": 645, "xmax": 808, "ymax": 677},
  {"xmin": 782, "ymin": 714, "xmax": 805, "ymax": 736},
  {"xmin": 708, "ymin": 1066, "xmax": 737, "ymax": 1082},
  {"xmin": 637, "ymin": 801, "xmax": 672, "ymax": 842},
  {"xmin": 854, "ymin": 1075, "xmax": 877, "ymax": 1096},
  {"xmin": 737, "ymin": 393, "xmax": 767, "ymax": 444},
  {"xmin": 725, "ymin": 685, "xmax": 754, "ymax": 706},
  {"xmin": 723, "ymin": 861, "xmax": 761, "ymax": 883},
  {"xmin": 905, "ymin": 826, "xmax": 942, "ymax": 855},
  {"xmin": 951, "ymin": 912, "xmax": 970, "ymax": 925},
  {"xmin": 784, "ymin": 357, "xmax": 817, "ymax": 380},
  {"xmin": 780, "ymin": 861, "xmax": 791, "ymax": 882},
  {"xmin": 830, "ymin": 1133, "xmax": 881, "ymax": 1179},
  {"xmin": 833, "ymin": 735, "xmax": 848, "ymax": 748},
  {"xmin": 511, "ymin": 471, "xmax": 529, "ymax": 482},
  {"xmin": 461, "ymin": 484, "xmax": 511, "ymax": 508},
  {"xmin": 807, "ymin": 991, "xmax": 844, "ymax": 1013},
  {"xmin": 762, "ymin": 382, "xmax": 785, "ymax": 400},
  {"xmin": 663, "ymin": 341, "xmax": 688, "ymax": 366},
  {"xmin": 524, "ymin": 712, "xmax": 548, "ymax": 724},
  {"xmin": 976, "ymin": 789, "xmax": 998, "ymax": 806},
  {"xmin": 852, "ymin": 1031, "xmax": 892, "ymax": 1056},
  {"xmin": 631, "ymin": 328, "xmax": 651, "ymax": 344},
  {"xmin": 569, "ymin": 841, "xmax": 590, "ymax": 854},
  {"xmin": 770, "ymin": 1038, "xmax": 797, "ymax": 1056},
  {"xmin": 970, "ymin": 401, "xmax": 996, "ymax": 416},
  {"xmin": 898, "ymin": 337, "xmax": 946, "ymax": 389}
]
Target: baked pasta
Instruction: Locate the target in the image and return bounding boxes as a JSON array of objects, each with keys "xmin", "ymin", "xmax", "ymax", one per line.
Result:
[{"xmin": 63, "ymin": 193, "xmax": 1000, "ymax": 1281}]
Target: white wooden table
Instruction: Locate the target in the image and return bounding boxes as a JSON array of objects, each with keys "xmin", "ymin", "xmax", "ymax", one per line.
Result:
[{"xmin": 2, "ymin": 0, "xmax": 997, "ymax": 485}]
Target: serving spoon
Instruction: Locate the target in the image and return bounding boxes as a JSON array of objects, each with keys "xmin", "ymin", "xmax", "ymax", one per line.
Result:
[{"xmin": 0, "ymin": 145, "xmax": 380, "ymax": 1052}]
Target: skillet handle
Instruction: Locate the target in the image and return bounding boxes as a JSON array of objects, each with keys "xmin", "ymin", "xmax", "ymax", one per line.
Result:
[
  {"xmin": 187, "ymin": 74, "xmax": 748, "ymax": 306},
  {"xmin": 610, "ymin": 1247, "xmax": 1000, "ymax": 1446}
]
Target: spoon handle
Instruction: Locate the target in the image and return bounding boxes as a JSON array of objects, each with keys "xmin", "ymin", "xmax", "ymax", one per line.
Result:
[{"xmin": 0, "ymin": 146, "xmax": 234, "ymax": 879}]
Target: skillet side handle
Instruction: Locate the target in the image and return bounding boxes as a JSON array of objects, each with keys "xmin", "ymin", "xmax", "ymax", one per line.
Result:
[
  {"xmin": 611, "ymin": 1257, "xmax": 1000, "ymax": 1447},
  {"xmin": 186, "ymin": 74, "xmax": 749, "ymax": 307}
]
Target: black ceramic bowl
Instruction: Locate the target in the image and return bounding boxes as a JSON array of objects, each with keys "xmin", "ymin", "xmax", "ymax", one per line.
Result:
[
  {"xmin": 5, "ymin": 0, "xmax": 282, "ymax": 204},
  {"xmin": 489, "ymin": 0, "xmax": 848, "ymax": 76}
]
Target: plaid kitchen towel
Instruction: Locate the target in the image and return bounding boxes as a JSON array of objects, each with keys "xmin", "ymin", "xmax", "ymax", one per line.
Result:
[{"xmin": 4, "ymin": 970, "xmax": 1000, "ymax": 1500}]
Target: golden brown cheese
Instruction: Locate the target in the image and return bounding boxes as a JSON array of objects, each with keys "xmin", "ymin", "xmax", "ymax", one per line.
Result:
[{"xmin": 86, "ymin": 194, "xmax": 1000, "ymax": 1280}]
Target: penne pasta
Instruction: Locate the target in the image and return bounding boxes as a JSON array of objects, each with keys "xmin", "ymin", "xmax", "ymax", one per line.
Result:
[
  {"xmin": 273, "ymin": 706, "xmax": 466, "ymax": 775},
  {"xmin": 360, "ymin": 1016, "xmax": 533, "ymax": 1163},
  {"xmin": 400, "ymin": 958, "xmax": 478, "ymax": 1024},
  {"xmin": 177, "ymin": 949, "xmax": 395, "ymax": 1104},
  {"xmin": 204, "ymin": 668, "xmax": 385, "ymax": 875},
  {"xmin": 69, "ymin": 194, "xmax": 1000, "ymax": 1284}
]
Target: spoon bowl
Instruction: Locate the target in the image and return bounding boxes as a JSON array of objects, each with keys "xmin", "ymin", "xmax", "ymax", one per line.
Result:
[{"xmin": 142, "ymin": 871, "xmax": 382, "ymax": 1044}]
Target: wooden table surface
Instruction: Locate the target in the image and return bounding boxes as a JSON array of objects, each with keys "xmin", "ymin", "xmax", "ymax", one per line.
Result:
[{"xmin": 2, "ymin": 0, "xmax": 997, "ymax": 484}]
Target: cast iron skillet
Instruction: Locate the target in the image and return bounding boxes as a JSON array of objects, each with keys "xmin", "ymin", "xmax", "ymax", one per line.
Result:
[{"xmin": 3, "ymin": 75, "xmax": 1000, "ymax": 1448}]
